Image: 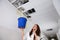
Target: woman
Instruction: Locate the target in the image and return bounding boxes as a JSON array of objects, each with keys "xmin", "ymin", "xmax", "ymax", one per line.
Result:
[{"xmin": 24, "ymin": 24, "xmax": 48, "ymax": 40}]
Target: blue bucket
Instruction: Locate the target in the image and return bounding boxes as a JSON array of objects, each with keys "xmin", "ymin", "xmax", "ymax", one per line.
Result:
[{"xmin": 18, "ymin": 17, "xmax": 27, "ymax": 28}]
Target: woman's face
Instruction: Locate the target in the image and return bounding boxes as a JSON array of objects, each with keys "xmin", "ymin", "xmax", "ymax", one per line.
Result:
[{"xmin": 32, "ymin": 24, "xmax": 37, "ymax": 32}]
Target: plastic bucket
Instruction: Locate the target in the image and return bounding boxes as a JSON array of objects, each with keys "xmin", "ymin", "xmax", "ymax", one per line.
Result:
[{"xmin": 18, "ymin": 17, "xmax": 27, "ymax": 28}]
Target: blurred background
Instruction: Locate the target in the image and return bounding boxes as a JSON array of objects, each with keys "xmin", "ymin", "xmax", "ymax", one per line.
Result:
[{"xmin": 0, "ymin": 0, "xmax": 60, "ymax": 40}]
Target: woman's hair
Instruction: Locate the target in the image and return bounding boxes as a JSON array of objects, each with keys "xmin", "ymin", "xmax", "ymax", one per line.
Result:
[{"xmin": 29, "ymin": 24, "xmax": 41, "ymax": 37}]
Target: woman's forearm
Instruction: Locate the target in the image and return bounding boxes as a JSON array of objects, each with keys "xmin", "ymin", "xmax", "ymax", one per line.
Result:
[{"xmin": 20, "ymin": 28, "xmax": 24, "ymax": 40}]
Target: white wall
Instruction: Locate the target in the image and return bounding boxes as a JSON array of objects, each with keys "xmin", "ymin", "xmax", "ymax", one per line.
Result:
[
  {"xmin": 0, "ymin": 0, "xmax": 60, "ymax": 40},
  {"xmin": 0, "ymin": 0, "xmax": 22, "ymax": 40},
  {"xmin": 52, "ymin": 0, "xmax": 60, "ymax": 39},
  {"xmin": 52, "ymin": 0, "xmax": 60, "ymax": 16}
]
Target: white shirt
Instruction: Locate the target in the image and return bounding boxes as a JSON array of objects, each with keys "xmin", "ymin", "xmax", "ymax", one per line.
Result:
[{"xmin": 24, "ymin": 32, "xmax": 48, "ymax": 40}]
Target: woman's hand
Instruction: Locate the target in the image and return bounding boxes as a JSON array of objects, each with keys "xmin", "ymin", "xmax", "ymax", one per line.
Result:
[{"xmin": 33, "ymin": 29, "xmax": 37, "ymax": 36}]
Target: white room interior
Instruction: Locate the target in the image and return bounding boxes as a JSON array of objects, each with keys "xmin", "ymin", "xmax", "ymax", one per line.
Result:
[{"xmin": 0, "ymin": 0, "xmax": 60, "ymax": 40}]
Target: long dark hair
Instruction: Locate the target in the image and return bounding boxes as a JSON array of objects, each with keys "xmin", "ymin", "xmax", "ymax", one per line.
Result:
[{"xmin": 29, "ymin": 24, "xmax": 41, "ymax": 40}]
